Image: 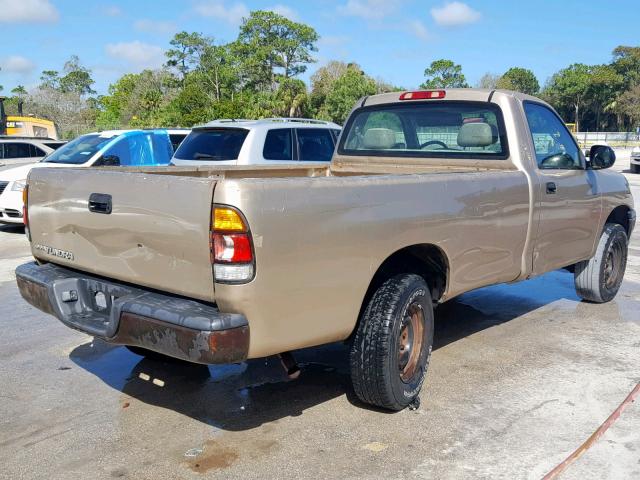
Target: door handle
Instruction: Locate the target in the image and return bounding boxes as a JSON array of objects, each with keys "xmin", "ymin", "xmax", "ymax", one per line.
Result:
[
  {"xmin": 88, "ymin": 193, "xmax": 112, "ymax": 214},
  {"xmin": 546, "ymin": 182, "xmax": 557, "ymax": 194}
]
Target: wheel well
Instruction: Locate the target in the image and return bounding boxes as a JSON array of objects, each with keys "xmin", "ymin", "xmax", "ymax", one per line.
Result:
[
  {"xmin": 606, "ymin": 205, "xmax": 631, "ymax": 236},
  {"xmin": 353, "ymin": 244, "xmax": 449, "ymax": 335}
]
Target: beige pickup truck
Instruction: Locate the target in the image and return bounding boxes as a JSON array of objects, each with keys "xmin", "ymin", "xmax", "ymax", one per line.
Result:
[{"xmin": 16, "ymin": 89, "xmax": 635, "ymax": 410}]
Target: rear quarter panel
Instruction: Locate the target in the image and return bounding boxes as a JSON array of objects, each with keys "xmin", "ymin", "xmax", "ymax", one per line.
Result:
[{"xmin": 214, "ymin": 171, "xmax": 530, "ymax": 358}]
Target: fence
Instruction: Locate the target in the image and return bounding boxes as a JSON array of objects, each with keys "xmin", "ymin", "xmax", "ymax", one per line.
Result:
[{"xmin": 576, "ymin": 132, "xmax": 640, "ymax": 148}]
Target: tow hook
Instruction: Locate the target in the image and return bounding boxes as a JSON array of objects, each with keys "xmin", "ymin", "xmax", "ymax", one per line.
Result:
[{"xmin": 279, "ymin": 351, "xmax": 300, "ymax": 379}]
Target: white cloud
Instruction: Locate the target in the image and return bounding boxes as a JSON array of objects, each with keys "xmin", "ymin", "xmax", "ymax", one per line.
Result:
[
  {"xmin": 134, "ymin": 19, "xmax": 177, "ymax": 35},
  {"xmin": 194, "ymin": 1, "xmax": 249, "ymax": 25},
  {"xmin": 431, "ymin": 2, "xmax": 481, "ymax": 27},
  {"xmin": 0, "ymin": 0, "xmax": 59, "ymax": 23},
  {"xmin": 337, "ymin": 0, "xmax": 402, "ymax": 21},
  {"xmin": 1, "ymin": 55, "xmax": 36, "ymax": 74},
  {"xmin": 268, "ymin": 4, "xmax": 299, "ymax": 21},
  {"xmin": 409, "ymin": 20, "xmax": 429, "ymax": 40},
  {"xmin": 105, "ymin": 41, "xmax": 164, "ymax": 70},
  {"xmin": 103, "ymin": 5, "xmax": 123, "ymax": 17}
]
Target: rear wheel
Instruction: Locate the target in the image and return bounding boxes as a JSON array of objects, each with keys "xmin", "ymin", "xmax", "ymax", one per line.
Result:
[
  {"xmin": 350, "ymin": 274, "xmax": 434, "ymax": 411},
  {"xmin": 574, "ymin": 223, "xmax": 628, "ymax": 303},
  {"xmin": 631, "ymin": 164, "xmax": 640, "ymax": 174}
]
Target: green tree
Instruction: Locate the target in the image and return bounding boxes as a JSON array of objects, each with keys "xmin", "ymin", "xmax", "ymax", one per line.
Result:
[
  {"xmin": 496, "ymin": 67, "xmax": 539, "ymax": 95},
  {"xmin": 543, "ymin": 63, "xmax": 591, "ymax": 131},
  {"xmin": 40, "ymin": 70, "xmax": 60, "ymax": 90},
  {"xmin": 274, "ymin": 78, "xmax": 309, "ymax": 117},
  {"xmin": 59, "ymin": 55, "xmax": 95, "ymax": 96},
  {"xmin": 420, "ymin": 59, "xmax": 468, "ymax": 89},
  {"xmin": 617, "ymin": 84, "xmax": 640, "ymax": 129},
  {"xmin": 310, "ymin": 61, "xmax": 359, "ymax": 115},
  {"xmin": 164, "ymin": 75, "xmax": 213, "ymax": 126},
  {"xmin": 324, "ymin": 68, "xmax": 377, "ymax": 124},
  {"xmin": 11, "ymin": 85, "xmax": 27, "ymax": 96},
  {"xmin": 611, "ymin": 46, "xmax": 640, "ymax": 88},
  {"xmin": 10, "ymin": 85, "xmax": 27, "ymax": 114},
  {"xmin": 198, "ymin": 44, "xmax": 241, "ymax": 101},
  {"xmin": 166, "ymin": 31, "xmax": 212, "ymax": 83},
  {"xmin": 587, "ymin": 65, "xmax": 623, "ymax": 130},
  {"xmin": 235, "ymin": 10, "xmax": 318, "ymax": 90},
  {"xmin": 96, "ymin": 69, "xmax": 177, "ymax": 128}
]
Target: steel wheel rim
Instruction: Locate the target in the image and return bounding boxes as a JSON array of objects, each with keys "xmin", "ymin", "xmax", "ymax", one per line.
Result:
[
  {"xmin": 398, "ymin": 302, "xmax": 425, "ymax": 382},
  {"xmin": 604, "ymin": 240, "xmax": 624, "ymax": 289}
]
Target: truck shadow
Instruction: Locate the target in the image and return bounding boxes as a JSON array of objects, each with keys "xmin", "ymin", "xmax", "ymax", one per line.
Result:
[{"xmin": 69, "ymin": 270, "xmax": 581, "ymax": 430}]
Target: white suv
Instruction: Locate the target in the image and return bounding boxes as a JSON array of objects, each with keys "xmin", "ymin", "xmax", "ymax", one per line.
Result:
[
  {"xmin": 0, "ymin": 137, "xmax": 66, "ymax": 167},
  {"xmin": 171, "ymin": 118, "xmax": 341, "ymax": 166}
]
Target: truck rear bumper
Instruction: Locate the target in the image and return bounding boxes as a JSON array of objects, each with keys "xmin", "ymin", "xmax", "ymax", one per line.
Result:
[{"xmin": 16, "ymin": 262, "xmax": 249, "ymax": 364}]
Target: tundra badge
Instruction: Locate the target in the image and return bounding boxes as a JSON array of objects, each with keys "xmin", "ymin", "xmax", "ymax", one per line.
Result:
[{"xmin": 33, "ymin": 244, "xmax": 75, "ymax": 261}]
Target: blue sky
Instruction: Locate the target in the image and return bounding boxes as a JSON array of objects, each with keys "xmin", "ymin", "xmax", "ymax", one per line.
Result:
[{"xmin": 0, "ymin": 0, "xmax": 638, "ymax": 95}]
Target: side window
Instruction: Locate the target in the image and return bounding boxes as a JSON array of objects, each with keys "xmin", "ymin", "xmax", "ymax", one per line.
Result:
[
  {"xmin": 32, "ymin": 126, "xmax": 49, "ymax": 138},
  {"xmin": 103, "ymin": 137, "xmax": 132, "ymax": 166},
  {"xmin": 331, "ymin": 129, "xmax": 341, "ymax": 144},
  {"xmin": 30, "ymin": 145, "xmax": 46, "ymax": 157},
  {"xmin": 263, "ymin": 129, "xmax": 293, "ymax": 161},
  {"xmin": 297, "ymin": 128, "xmax": 335, "ymax": 162},
  {"xmin": 169, "ymin": 134, "xmax": 187, "ymax": 152},
  {"xmin": 3, "ymin": 143, "xmax": 31, "ymax": 159},
  {"xmin": 44, "ymin": 142, "xmax": 65, "ymax": 150},
  {"xmin": 524, "ymin": 103, "xmax": 582, "ymax": 170}
]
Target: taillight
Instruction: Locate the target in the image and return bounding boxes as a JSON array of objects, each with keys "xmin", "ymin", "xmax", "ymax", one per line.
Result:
[
  {"xmin": 213, "ymin": 234, "xmax": 252, "ymax": 263},
  {"xmin": 210, "ymin": 206, "xmax": 254, "ymax": 283},
  {"xmin": 399, "ymin": 90, "xmax": 446, "ymax": 100}
]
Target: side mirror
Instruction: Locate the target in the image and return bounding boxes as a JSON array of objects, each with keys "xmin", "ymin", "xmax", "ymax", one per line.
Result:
[
  {"xmin": 588, "ymin": 145, "xmax": 615, "ymax": 169},
  {"xmin": 96, "ymin": 155, "xmax": 120, "ymax": 167}
]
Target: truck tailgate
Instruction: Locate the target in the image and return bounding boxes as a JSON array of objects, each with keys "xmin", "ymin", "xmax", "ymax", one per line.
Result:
[{"xmin": 27, "ymin": 168, "xmax": 217, "ymax": 302}]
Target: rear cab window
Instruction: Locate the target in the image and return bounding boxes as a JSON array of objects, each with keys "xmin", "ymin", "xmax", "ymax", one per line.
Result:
[
  {"xmin": 339, "ymin": 101, "xmax": 509, "ymax": 160},
  {"xmin": 174, "ymin": 129, "xmax": 249, "ymax": 161}
]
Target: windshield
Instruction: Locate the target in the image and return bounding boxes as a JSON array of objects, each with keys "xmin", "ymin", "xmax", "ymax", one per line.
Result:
[
  {"xmin": 173, "ymin": 128, "xmax": 248, "ymax": 161},
  {"xmin": 339, "ymin": 101, "xmax": 508, "ymax": 160},
  {"xmin": 42, "ymin": 134, "xmax": 113, "ymax": 164}
]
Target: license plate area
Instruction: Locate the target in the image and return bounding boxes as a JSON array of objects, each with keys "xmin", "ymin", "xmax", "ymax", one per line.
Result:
[{"xmin": 50, "ymin": 277, "xmax": 132, "ymax": 337}]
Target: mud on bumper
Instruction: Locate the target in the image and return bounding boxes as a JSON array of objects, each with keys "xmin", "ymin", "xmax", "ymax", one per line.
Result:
[{"xmin": 16, "ymin": 262, "xmax": 249, "ymax": 364}]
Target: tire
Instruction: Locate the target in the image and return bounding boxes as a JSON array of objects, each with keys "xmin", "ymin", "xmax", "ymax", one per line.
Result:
[
  {"xmin": 350, "ymin": 274, "xmax": 434, "ymax": 411},
  {"xmin": 574, "ymin": 223, "xmax": 628, "ymax": 303},
  {"xmin": 631, "ymin": 164, "xmax": 640, "ymax": 174}
]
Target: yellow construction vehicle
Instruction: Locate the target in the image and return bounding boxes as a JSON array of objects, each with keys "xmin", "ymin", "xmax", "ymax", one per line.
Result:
[{"xmin": 0, "ymin": 96, "xmax": 59, "ymax": 140}]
